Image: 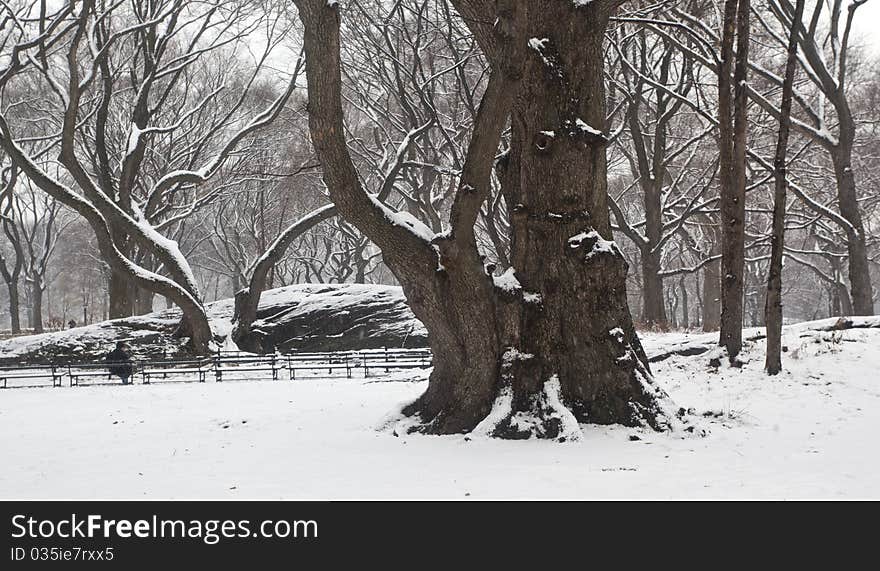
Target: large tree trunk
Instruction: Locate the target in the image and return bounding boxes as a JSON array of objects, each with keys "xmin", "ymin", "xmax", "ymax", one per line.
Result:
[
  {"xmin": 296, "ymin": 0, "xmax": 672, "ymax": 439},
  {"xmin": 410, "ymin": 4, "xmax": 669, "ymax": 437}
]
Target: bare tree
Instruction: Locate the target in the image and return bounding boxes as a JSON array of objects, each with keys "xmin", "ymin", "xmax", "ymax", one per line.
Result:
[
  {"xmin": 717, "ymin": 0, "xmax": 750, "ymax": 361},
  {"xmin": 293, "ymin": 0, "xmax": 673, "ymax": 438},
  {"xmin": 10, "ymin": 178, "xmax": 71, "ymax": 332},
  {"xmin": 764, "ymin": 0, "xmax": 804, "ymax": 374},
  {"xmin": 0, "ymin": 0, "xmax": 300, "ymax": 352},
  {"xmin": 607, "ymin": 18, "xmax": 718, "ymax": 329}
]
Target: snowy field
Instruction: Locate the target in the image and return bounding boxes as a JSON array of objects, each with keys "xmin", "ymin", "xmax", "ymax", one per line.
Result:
[{"xmin": 1, "ymin": 323, "xmax": 878, "ymax": 499}]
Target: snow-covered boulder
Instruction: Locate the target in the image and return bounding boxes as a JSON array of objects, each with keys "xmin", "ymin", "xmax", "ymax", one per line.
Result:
[{"xmin": 0, "ymin": 284, "xmax": 427, "ymax": 365}]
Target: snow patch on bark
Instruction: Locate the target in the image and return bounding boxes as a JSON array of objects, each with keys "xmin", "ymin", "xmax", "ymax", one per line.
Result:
[
  {"xmin": 471, "ymin": 385, "xmax": 514, "ymax": 436},
  {"xmin": 472, "ymin": 374, "xmax": 582, "ymax": 442},
  {"xmin": 369, "ymin": 195, "xmax": 436, "ymax": 242},
  {"xmin": 131, "ymin": 203, "xmax": 201, "ymax": 296},
  {"xmin": 126, "ymin": 125, "xmax": 142, "ymax": 155},
  {"xmin": 502, "ymin": 347, "xmax": 533, "ymax": 362},
  {"xmin": 568, "ymin": 230, "xmax": 620, "ymax": 261},
  {"xmin": 493, "ymin": 268, "xmax": 521, "ymax": 293},
  {"xmin": 528, "ymin": 37, "xmax": 549, "ymax": 52},
  {"xmin": 523, "ymin": 291, "xmax": 543, "ymax": 304},
  {"xmin": 535, "ymin": 376, "xmax": 582, "ymax": 441}
]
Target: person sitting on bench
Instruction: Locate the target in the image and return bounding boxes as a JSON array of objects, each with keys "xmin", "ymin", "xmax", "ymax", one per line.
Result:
[{"xmin": 106, "ymin": 341, "xmax": 134, "ymax": 385}]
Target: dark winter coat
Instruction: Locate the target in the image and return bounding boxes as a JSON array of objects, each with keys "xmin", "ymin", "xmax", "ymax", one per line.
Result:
[{"xmin": 106, "ymin": 347, "xmax": 134, "ymax": 380}]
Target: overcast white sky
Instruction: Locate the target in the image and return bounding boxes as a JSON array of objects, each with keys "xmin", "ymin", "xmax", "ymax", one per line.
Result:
[{"xmin": 851, "ymin": 0, "xmax": 880, "ymax": 56}]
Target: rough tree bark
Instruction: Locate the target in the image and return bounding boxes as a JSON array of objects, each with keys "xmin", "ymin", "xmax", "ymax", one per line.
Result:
[
  {"xmin": 765, "ymin": 0, "xmax": 803, "ymax": 375},
  {"xmin": 718, "ymin": 0, "xmax": 749, "ymax": 361},
  {"xmin": 294, "ymin": 0, "xmax": 672, "ymax": 439}
]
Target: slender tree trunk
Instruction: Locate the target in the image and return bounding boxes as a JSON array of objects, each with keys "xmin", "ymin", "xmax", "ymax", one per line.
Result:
[
  {"xmin": 830, "ymin": 286, "xmax": 838, "ymax": 317},
  {"xmin": 702, "ymin": 251, "xmax": 721, "ymax": 331},
  {"xmin": 641, "ymin": 247, "xmax": 667, "ymax": 328},
  {"xmin": 1, "ymin": 218, "xmax": 23, "ymax": 334},
  {"xmin": 718, "ymin": 0, "xmax": 749, "ymax": 361},
  {"xmin": 669, "ymin": 287, "xmax": 679, "ymax": 329},
  {"xmin": 701, "ymin": 216, "xmax": 722, "ymax": 331},
  {"xmin": 31, "ymin": 277, "xmax": 43, "ymax": 333},
  {"xmin": 830, "ymin": 144, "xmax": 874, "ymax": 315},
  {"xmin": 680, "ymin": 276, "xmax": 689, "ymax": 329},
  {"xmin": 764, "ymin": 0, "xmax": 802, "ymax": 375}
]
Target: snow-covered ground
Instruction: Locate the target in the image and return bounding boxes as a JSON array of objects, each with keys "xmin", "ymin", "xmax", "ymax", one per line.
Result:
[{"xmin": 1, "ymin": 322, "xmax": 878, "ymax": 499}]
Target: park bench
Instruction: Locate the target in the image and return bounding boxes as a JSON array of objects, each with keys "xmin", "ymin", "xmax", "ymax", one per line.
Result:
[
  {"xmin": 286, "ymin": 351, "xmax": 356, "ymax": 380},
  {"xmin": 140, "ymin": 358, "xmax": 213, "ymax": 384},
  {"xmin": 214, "ymin": 352, "xmax": 284, "ymax": 382},
  {"xmin": 68, "ymin": 363, "xmax": 137, "ymax": 386},
  {"xmin": 0, "ymin": 365, "xmax": 64, "ymax": 388}
]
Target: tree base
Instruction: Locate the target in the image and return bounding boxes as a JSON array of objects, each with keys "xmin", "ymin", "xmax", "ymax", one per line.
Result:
[{"xmin": 385, "ymin": 370, "xmax": 679, "ymax": 441}]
